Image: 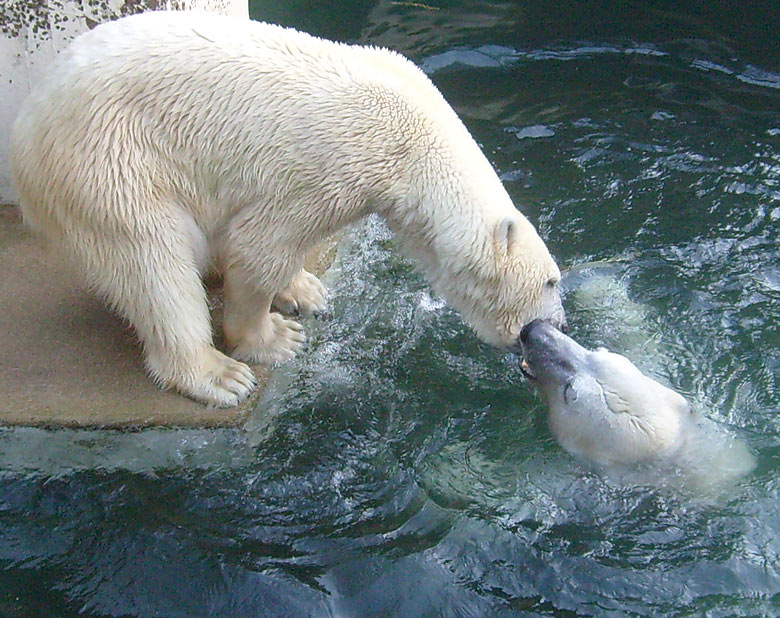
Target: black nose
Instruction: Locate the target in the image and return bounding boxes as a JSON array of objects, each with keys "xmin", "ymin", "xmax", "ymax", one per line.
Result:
[{"xmin": 520, "ymin": 319, "xmax": 543, "ymax": 344}]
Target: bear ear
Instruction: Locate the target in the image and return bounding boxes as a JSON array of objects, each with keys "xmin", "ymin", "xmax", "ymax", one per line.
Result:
[{"xmin": 495, "ymin": 217, "xmax": 520, "ymax": 254}]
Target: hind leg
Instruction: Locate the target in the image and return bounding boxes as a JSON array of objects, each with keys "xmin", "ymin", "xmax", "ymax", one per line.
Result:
[
  {"xmin": 80, "ymin": 218, "xmax": 256, "ymax": 408},
  {"xmin": 222, "ymin": 263, "xmax": 306, "ymax": 364},
  {"xmin": 272, "ymin": 268, "xmax": 327, "ymax": 317}
]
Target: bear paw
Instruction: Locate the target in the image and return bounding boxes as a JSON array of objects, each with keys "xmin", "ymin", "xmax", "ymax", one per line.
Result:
[
  {"xmin": 170, "ymin": 348, "xmax": 257, "ymax": 408},
  {"xmin": 272, "ymin": 270, "xmax": 327, "ymax": 317},
  {"xmin": 230, "ymin": 313, "xmax": 306, "ymax": 364}
]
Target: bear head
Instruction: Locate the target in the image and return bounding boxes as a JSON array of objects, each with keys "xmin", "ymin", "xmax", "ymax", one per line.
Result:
[
  {"xmin": 421, "ymin": 211, "xmax": 566, "ymax": 349},
  {"xmin": 517, "ymin": 319, "xmax": 692, "ymax": 466}
]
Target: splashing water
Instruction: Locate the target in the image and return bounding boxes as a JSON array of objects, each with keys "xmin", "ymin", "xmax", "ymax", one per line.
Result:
[{"xmin": 1, "ymin": 3, "xmax": 779, "ymax": 616}]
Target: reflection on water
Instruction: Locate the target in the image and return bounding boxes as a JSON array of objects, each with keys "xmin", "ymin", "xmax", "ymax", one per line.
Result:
[{"xmin": 2, "ymin": 1, "xmax": 779, "ymax": 616}]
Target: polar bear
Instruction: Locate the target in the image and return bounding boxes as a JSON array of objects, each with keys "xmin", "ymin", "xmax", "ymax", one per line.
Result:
[
  {"xmin": 518, "ymin": 319, "xmax": 692, "ymax": 465},
  {"xmin": 517, "ymin": 319, "xmax": 755, "ymax": 490},
  {"xmin": 11, "ymin": 11, "xmax": 565, "ymax": 407}
]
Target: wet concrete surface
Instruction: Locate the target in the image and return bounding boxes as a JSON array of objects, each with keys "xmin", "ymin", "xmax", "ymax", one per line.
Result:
[{"xmin": 0, "ymin": 206, "xmax": 335, "ymax": 428}]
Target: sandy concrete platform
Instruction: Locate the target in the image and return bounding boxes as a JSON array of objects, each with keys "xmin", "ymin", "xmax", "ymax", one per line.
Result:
[{"xmin": 0, "ymin": 207, "xmax": 334, "ymax": 428}]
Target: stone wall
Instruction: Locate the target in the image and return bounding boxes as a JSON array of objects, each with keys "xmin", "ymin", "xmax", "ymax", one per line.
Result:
[{"xmin": 0, "ymin": 0, "xmax": 248, "ymax": 203}]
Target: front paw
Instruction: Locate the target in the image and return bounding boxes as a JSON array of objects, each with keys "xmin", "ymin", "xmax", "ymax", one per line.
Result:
[
  {"xmin": 230, "ymin": 312, "xmax": 305, "ymax": 364},
  {"xmin": 153, "ymin": 347, "xmax": 257, "ymax": 408}
]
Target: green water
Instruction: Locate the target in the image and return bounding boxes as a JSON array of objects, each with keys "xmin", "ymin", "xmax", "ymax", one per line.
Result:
[{"xmin": 2, "ymin": 2, "xmax": 779, "ymax": 616}]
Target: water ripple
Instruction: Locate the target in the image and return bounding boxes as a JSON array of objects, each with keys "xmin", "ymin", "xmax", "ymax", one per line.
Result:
[{"xmin": 2, "ymin": 22, "xmax": 779, "ymax": 618}]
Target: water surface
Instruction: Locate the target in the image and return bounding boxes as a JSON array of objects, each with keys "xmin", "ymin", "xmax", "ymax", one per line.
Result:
[{"xmin": 2, "ymin": 2, "xmax": 779, "ymax": 616}]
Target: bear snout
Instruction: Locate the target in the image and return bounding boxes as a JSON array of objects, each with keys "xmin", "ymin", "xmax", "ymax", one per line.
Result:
[
  {"xmin": 519, "ymin": 320, "xmax": 537, "ymax": 345},
  {"xmin": 519, "ymin": 318, "xmax": 564, "ymax": 346}
]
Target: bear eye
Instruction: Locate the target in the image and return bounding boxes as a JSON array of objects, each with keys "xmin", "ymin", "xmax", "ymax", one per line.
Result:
[{"xmin": 546, "ymin": 277, "xmax": 559, "ymax": 288}]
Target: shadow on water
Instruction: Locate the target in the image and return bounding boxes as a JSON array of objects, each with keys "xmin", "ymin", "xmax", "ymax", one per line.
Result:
[{"xmin": 2, "ymin": 1, "xmax": 780, "ymax": 616}]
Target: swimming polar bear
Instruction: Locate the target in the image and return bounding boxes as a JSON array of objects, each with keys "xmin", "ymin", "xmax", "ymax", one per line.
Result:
[
  {"xmin": 517, "ymin": 319, "xmax": 754, "ymax": 491},
  {"xmin": 10, "ymin": 11, "xmax": 565, "ymax": 407}
]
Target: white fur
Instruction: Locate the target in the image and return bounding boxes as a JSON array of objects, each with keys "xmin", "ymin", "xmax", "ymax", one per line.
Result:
[
  {"xmin": 521, "ymin": 320, "xmax": 695, "ymax": 464},
  {"xmin": 520, "ymin": 320, "xmax": 755, "ymax": 491},
  {"xmin": 11, "ymin": 11, "xmax": 563, "ymax": 406}
]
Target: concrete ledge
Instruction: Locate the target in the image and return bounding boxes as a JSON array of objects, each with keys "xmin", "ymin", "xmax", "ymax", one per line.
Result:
[{"xmin": 0, "ymin": 207, "xmax": 335, "ymax": 428}]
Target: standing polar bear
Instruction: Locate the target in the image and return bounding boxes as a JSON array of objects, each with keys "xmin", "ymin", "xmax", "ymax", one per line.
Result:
[{"xmin": 11, "ymin": 11, "xmax": 565, "ymax": 407}]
